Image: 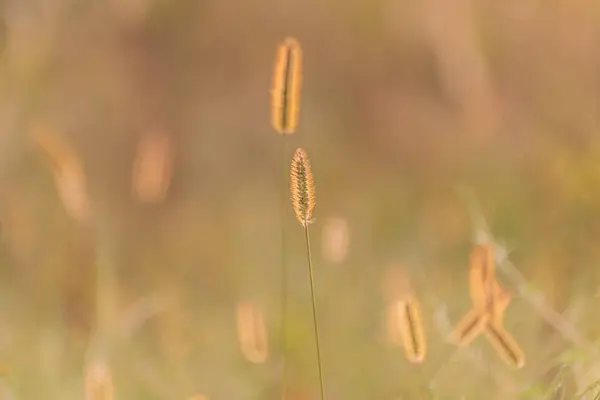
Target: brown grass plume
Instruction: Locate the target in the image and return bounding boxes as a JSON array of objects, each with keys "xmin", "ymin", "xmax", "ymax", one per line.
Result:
[
  {"xmin": 271, "ymin": 37, "xmax": 303, "ymax": 134},
  {"xmin": 450, "ymin": 243, "xmax": 525, "ymax": 367},
  {"xmin": 450, "ymin": 282, "xmax": 511, "ymax": 346},
  {"xmin": 485, "ymin": 322, "xmax": 526, "ymax": 369},
  {"xmin": 389, "ymin": 297, "xmax": 427, "ymax": 363},
  {"xmin": 290, "ymin": 148, "xmax": 316, "ymax": 227}
]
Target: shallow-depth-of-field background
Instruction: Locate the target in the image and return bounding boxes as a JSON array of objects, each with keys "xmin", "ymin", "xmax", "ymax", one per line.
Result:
[{"xmin": 0, "ymin": 0, "xmax": 600, "ymax": 399}]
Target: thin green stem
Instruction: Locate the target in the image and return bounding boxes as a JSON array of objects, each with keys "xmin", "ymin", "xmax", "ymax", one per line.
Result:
[
  {"xmin": 304, "ymin": 225, "xmax": 325, "ymax": 399},
  {"xmin": 280, "ymin": 138, "xmax": 289, "ymax": 399}
]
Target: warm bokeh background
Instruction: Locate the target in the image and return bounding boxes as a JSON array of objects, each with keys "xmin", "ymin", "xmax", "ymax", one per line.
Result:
[{"xmin": 0, "ymin": 0, "xmax": 600, "ymax": 398}]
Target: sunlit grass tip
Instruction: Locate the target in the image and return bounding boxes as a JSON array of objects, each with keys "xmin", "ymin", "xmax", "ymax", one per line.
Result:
[
  {"xmin": 393, "ymin": 296, "xmax": 427, "ymax": 363},
  {"xmin": 485, "ymin": 322, "xmax": 526, "ymax": 369},
  {"xmin": 271, "ymin": 37, "xmax": 303, "ymax": 135},
  {"xmin": 290, "ymin": 148, "xmax": 316, "ymax": 227}
]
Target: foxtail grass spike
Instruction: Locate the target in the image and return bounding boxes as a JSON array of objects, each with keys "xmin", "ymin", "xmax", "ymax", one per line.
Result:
[
  {"xmin": 484, "ymin": 322, "xmax": 526, "ymax": 369},
  {"xmin": 289, "ymin": 148, "xmax": 324, "ymax": 398},
  {"xmin": 271, "ymin": 37, "xmax": 303, "ymax": 134},
  {"xmin": 468, "ymin": 243, "xmax": 496, "ymax": 314},
  {"xmin": 396, "ymin": 297, "xmax": 427, "ymax": 363},
  {"xmin": 451, "ymin": 281, "xmax": 512, "ymax": 346},
  {"xmin": 450, "ymin": 308, "xmax": 488, "ymax": 347},
  {"xmin": 468, "ymin": 244, "xmax": 489, "ymax": 309},
  {"xmin": 290, "ymin": 148, "xmax": 316, "ymax": 227}
]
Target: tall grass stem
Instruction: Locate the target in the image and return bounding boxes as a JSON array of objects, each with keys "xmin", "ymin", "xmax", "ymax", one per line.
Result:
[
  {"xmin": 304, "ymin": 225, "xmax": 325, "ymax": 399},
  {"xmin": 280, "ymin": 138, "xmax": 289, "ymax": 398}
]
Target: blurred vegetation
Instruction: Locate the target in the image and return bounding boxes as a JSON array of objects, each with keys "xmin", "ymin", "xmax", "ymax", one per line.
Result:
[{"xmin": 0, "ymin": 0, "xmax": 600, "ymax": 398}]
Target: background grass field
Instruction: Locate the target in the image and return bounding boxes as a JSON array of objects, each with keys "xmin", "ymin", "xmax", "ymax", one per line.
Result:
[{"xmin": 0, "ymin": 0, "xmax": 600, "ymax": 398}]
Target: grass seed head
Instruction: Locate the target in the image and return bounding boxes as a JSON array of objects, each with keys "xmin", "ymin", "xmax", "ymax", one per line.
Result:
[
  {"xmin": 271, "ymin": 37, "xmax": 303, "ymax": 135},
  {"xmin": 290, "ymin": 148, "xmax": 316, "ymax": 227}
]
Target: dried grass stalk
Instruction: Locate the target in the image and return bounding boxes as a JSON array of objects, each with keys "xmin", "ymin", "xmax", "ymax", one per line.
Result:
[
  {"xmin": 271, "ymin": 37, "xmax": 303, "ymax": 134},
  {"xmin": 235, "ymin": 301, "xmax": 269, "ymax": 364}
]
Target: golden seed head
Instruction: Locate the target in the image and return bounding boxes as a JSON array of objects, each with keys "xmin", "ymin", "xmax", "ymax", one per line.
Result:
[
  {"xmin": 484, "ymin": 323, "xmax": 526, "ymax": 369},
  {"xmin": 290, "ymin": 148, "xmax": 316, "ymax": 227},
  {"xmin": 271, "ymin": 37, "xmax": 303, "ymax": 135},
  {"xmin": 468, "ymin": 242, "xmax": 496, "ymax": 311},
  {"xmin": 388, "ymin": 297, "xmax": 426, "ymax": 363},
  {"xmin": 449, "ymin": 307, "xmax": 488, "ymax": 347}
]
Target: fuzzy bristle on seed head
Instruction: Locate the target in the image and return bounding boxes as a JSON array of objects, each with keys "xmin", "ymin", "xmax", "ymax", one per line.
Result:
[{"xmin": 290, "ymin": 148, "xmax": 316, "ymax": 227}]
